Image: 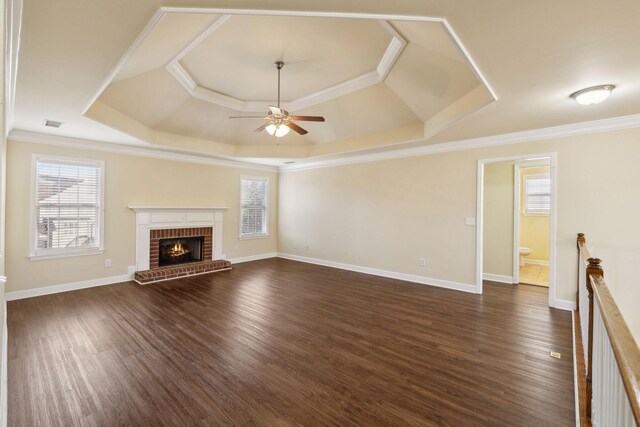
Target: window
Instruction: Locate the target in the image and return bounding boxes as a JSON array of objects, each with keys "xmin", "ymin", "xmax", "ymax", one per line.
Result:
[
  {"xmin": 524, "ymin": 173, "xmax": 550, "ymax": 215},
  {"xmin": 31, "ymin": 155, "xmax": 104, "ymax": 258},
  {"xmin": 240, "ymin": 176, "xmax": 268, "ymax": 238}
]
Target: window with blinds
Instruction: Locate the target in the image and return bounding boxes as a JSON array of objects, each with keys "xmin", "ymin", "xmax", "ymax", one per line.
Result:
[
  {"xmin": 33, "ymin": 156, "xmax": 104, "ymax": 256},
  {"xmin": 240, "ymin": 176, "xmax": 268, "ymax": 238},
  {"xmin": 524, "ymin": 173, "xmax": 550, "ymax": 215}
]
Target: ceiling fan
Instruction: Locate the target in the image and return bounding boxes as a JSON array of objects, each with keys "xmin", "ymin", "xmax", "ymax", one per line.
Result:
[{"xmin": 229, "ymin": 61, "xmax": 325, "ymax": 137}]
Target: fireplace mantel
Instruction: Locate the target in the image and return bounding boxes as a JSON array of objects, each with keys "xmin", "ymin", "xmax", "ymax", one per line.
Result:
[{"xmin": 129, "ymin": 207, "xmax": 227, "ymax": 271}]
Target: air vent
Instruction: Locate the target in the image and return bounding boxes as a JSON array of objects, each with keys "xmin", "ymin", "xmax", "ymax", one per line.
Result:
[
  {"xmin": 283, "ymin": 161, "xmax": 295, "ymax": 165},
  {"xmin": 44, "ymin": 120, "xmax": 63, "ymax": 128}
]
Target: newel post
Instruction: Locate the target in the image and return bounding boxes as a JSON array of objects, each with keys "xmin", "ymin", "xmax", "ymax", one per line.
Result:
[
  {"xmin": 585, "ymin": 256, "xmax": 604, "ymax": 418},
  {"xmin": 577, "ymin": 233, "xmax": 586, "ymax": 306}
]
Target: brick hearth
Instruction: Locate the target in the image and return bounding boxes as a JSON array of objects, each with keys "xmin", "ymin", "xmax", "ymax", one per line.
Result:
[{"xmin": 134, "ymin": 259, "xmax": 232, "ymax": 284}]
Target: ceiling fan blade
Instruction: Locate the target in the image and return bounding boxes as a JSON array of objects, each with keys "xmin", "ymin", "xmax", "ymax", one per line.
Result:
[
  {"xmin": 286, "ymin": 122, "xmax": 308, "ymax": 135},
  {"xmin": 289, "ymin": 115, "xmax": 325, "ymax": 122},
  {"xmin": 253, "ymin": 123, "xmax": 268, "ymax": 133},
  {"xmin": 229, "ymin": 115, "xmax": 267, "ymax": 119},
  {"xmin": 268, "ymin": 106, "xmax": 282, "ymax": 115}
]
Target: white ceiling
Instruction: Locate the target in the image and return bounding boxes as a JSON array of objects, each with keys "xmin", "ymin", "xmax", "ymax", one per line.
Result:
[{"xmin": 11, "ymin": 1, "xmax": 640, "ymax": 165}]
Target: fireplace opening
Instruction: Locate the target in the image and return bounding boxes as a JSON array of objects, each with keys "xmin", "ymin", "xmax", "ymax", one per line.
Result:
[{"xmin": 159, "ymin": 236, "xmax": 204, "ymax": 266}]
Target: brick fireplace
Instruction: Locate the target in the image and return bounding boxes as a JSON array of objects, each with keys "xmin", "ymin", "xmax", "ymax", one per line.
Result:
[
  {"xmin": 129, "ymin": 207, "xmax": 231, "ymax": 284},
  {"xmin": 149, "ymin": 227, "xmax": 212, "ymax": 269}
]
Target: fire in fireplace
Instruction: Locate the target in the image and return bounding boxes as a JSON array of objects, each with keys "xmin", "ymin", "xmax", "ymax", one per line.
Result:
[{"xmin": 159, "ymin": 236, "xmax": 204, "ymax": 266}]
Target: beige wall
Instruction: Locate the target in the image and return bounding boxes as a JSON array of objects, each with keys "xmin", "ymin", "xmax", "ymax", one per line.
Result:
[
  {"xmin": 519, "ymin": 166, "xmax": 550, "ymax": 262},
  {"xmin": 482, "ymin": 161, "xmax": 514, "ymax": 278},
  {"xmin": 5, "ymin": 140, "xmax": 278, "ymax": 293},
  {"xmin": 278, "ymin": 127, "xmax": 640, "ymax": 343}
]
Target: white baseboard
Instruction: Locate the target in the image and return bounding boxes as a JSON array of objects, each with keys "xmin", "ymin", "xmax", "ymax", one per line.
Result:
[
  {"xmin": 4, "ymin": 253, "xmax": 281, "ymax": 300},
  {"xmin": 554, "ymin": 298, "xmax": 576, "ymax": 311},
  {"xmin": 277, "ymin": 253, "xmax": 476, "ymax": 294},
  {"xmin": 228, "ymin": 252, "xmax": 277, "ymax": 264},
  {"xmin": 482, "ymin": 273, "xmax": 515, "ymax": 284},
  {"xmin": 525, "ymin": 259, "xmax": 549, "ymax": 266},
  {"xmin": 5, "ymin": 273, "xmax": 133, "ymax": 301}
]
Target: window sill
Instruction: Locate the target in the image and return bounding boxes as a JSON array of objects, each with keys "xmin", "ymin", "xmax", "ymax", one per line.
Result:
[
  {"xmin": 239, "ymin": 234, "xmax": 269, "ymax": 241},
  {"xmin": 523, "ymin": 212, "xmax": 550, "ymax": 217},
  {"xmin": 29, "ymin": 249, "xmax": 105, "ymax": 261}
]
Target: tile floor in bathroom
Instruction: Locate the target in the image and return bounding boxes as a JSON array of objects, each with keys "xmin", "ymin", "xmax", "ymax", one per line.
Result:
[{"xmin": 519, "ymin": 264, "xmax": 549, "ymax": 287}]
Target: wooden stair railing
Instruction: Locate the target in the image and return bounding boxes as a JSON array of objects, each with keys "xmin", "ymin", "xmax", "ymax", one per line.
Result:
[{"xmin": 576, "ymin": 233, "xmax": 640, "ymax": 426}]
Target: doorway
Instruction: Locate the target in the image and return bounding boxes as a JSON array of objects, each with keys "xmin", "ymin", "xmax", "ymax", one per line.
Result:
[
  {"xmin": 476, "ymin": 153, "xmax": 557, "ymax": 308},
  {"xmin": 513, "ymin": 160, "xmax": 551, "ymax": 287}
]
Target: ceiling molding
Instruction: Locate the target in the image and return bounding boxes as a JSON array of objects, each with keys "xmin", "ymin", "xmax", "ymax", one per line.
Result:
[
  {"xmin": 5, "ymin": 0, "xmax": 24, "ymax": 136},
  {"xmin": 81, "ymin": 9, "xmax": 168, "ymax": 115},
  {"xmin": 164, "ymin": 16, "xmax": 407, "ymax": 113},
  {"xmin": 8, "ymin": 130, "xmax": 278, "ymax": 172},
  {"xmin": 279, "ymin": 113, "xmax": 640, "ymax": 172},
  {"xmin": 440, "ymin": 20, "xmax": 497, "ymax": 101},
  {"xmin": 81, "ymin": 6, "xmax": 495, "ymax": 143}
]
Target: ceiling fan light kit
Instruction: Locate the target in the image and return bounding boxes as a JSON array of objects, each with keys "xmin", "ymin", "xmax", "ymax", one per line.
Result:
[{"xmin": 229, "ymin": 61, "xmax": 325, "ymax": 138}]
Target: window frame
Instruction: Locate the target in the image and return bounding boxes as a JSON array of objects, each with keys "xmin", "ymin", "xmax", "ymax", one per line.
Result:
[
  {"xmin": 239, "ymin": 175, "xmax": 269, "ymax": 240},
  {"xmin": 29, "ymin": 154, "xmax": 106, "ymax": 260},
  {"xmin": 523, "ymin": 172, "xmax": 551, "ymax": 216}
]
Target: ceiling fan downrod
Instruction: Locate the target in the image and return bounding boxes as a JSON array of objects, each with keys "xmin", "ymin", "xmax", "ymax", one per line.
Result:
[{"xmin": 274, "ymin": 61, "xmax": 284, "ymax": 109}]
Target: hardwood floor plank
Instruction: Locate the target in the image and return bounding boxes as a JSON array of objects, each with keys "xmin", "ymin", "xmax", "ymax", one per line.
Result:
[{"xmin": 8, "ymin": 258, "xmax": 575, "ymax": 426}]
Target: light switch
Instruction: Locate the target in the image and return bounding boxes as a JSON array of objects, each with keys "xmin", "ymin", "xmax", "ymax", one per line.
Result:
[{"xmin": 465, "ymin": 217, "xmax": 476, "ymax": 226}]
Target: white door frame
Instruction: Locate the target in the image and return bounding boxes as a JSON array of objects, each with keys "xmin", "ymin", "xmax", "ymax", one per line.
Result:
[
  {"xmin": 476, "ymin": 152, "xmax": 558, "ymax": 308},
  {"xmin": 512, "ymin": 159, "xmax": 551, "ymax": 284}
]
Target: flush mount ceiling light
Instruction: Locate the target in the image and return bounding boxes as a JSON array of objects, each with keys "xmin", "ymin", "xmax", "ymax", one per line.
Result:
[{"xmin": 570, "ymin": 84, "xmax": 615, "ymax": 106}]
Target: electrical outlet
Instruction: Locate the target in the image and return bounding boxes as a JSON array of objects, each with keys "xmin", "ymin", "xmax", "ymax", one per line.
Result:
[
  {"xmin": 105, "ymin": 259, "xmax": 112, "ymax": 268},
  {"xmin": 305, "ymin": 245, "xmax": 309, "ymax": 251},
  {"xmin": 419, "ymin": 258, "xmax": 426, "ymax": 267},
  {"xmin": 293, "ymin": 241, "xmax": 298, "ymax": 249}
]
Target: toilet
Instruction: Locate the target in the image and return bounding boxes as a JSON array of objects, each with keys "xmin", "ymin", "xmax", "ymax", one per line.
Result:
[{"xmin": 519, "ymin": 247, "xmax": 532, "ymax": 267}]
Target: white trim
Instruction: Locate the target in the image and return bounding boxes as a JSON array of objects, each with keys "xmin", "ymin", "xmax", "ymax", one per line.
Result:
[
  {"xmin": 28, "ymin": 249, "xmax": 105, "ymax": 261},
  {"xmin": 5, "ymin": 273, "xmax": 132, "ymax": 301},
  {"xmin": 572, "ymin": 312, "xmax": 581, "ymax": 427},
  {"xmin": 81, "ymin": 9, "xmax": 167, "ymax": 114},
  {"xmin": 5, "ymin": 0, "xmax": 23, "ymax": 137},
  {"xmin": 228, "ymin": 252, "xmax": 277, "ymax": 264},
  {"xmin": 277, "ymin": 253, "xmax": 476, "ymax": 293},
  {"xmin": 554, "ymin": 299, "xmax": 576, "ymax": 312},
  {"xmin": 482, "ymin": 273, "xmax": 514, "ymax": 284},
  {"xmin": 29, "ymin": 154, "xmax": 106, "ymax": 259},
  {"xmin": 475, "ymin": 159, "xmax": 484, "ymax": 294},
  {"xmin": 477, "ymin": 153, "xmax": 558, "ymax": 307},
  {"xmin": 280, "ymin": 113, "xmax": 640, "ymax": 172},
  {"xmin": 512, "ymin": 163, "xmax": 521, "ymax": 283},
  {"xmin": 120, "ymin": 10, "xmax": 409, "ymax": 113},
  {"xmin": 128, "ymin": 206, "xmax": 229, "ymax": 213},
  {"xmin": 524, "ymin": 259, "xmax": 549, "ymax": 266},
  {"xmin": 9, "ymin": 130, "xmax": 278, "ymax": 172}
]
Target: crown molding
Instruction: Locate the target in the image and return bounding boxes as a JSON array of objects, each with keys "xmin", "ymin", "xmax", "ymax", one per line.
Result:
[
  {"xmin": 8, "ymin": 130, "xmax": 278, "ymax": 172},
  {"xmin": 81, "ymin": 9, "xmax": 167, "ymax": 115},
  {"xmin": 279, "ymin": 113, "xmax": 640, "ymax": 172},
  {"xmin": 5, "ymin": 0, "xmax": 24, "ymax": 136},
  {"xmin": 165, "ymin": 16, "xmax": 407, "ymax": 113}
]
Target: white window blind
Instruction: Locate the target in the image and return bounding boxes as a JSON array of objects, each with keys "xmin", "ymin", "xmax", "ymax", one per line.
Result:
[
  {"xmin": 524, "ymin": 173, "xmax": 550, "ymax": 214},
  {"xmin": 240, "ymin": 177, "xmax": 268, "ymax": 238},
  {"xmin": 34, "ymin": 158, "xmax": 103, "ymax": 256}
]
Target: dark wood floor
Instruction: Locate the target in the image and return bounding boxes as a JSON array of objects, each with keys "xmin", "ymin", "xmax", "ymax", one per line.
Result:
[{"xmin": 8, "ymin": 258, "xmax": 575, "ymax": 426}]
